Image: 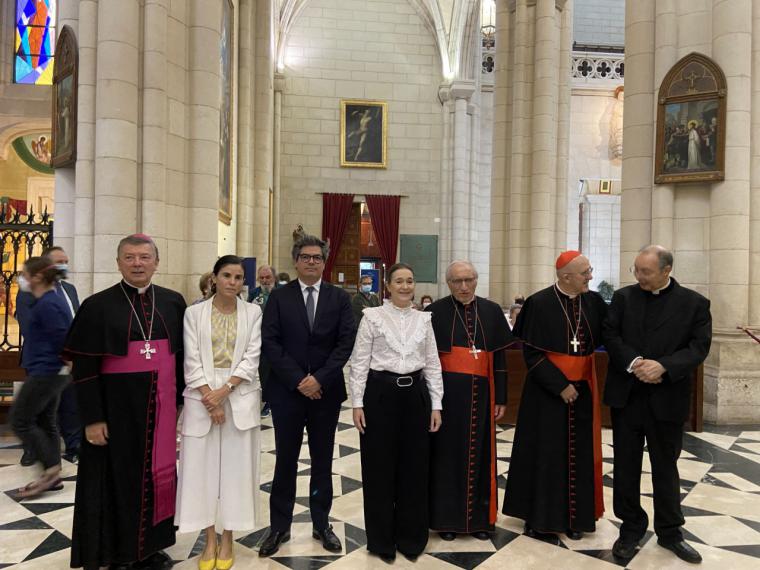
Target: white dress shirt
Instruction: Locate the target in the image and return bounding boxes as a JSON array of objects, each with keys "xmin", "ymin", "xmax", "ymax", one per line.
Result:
[
  {"xmin": 349, "ymin": 302, "xmax": 444, "ymax": 410},
  {"xmin": 298, "ymin": 278, "xmax": 322, "ymax": 308}
]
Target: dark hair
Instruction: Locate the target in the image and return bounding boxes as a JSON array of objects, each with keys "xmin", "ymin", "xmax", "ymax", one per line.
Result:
[
  {"xmin": 385, "ymin": 262, "xmax": 414, "ymax": 284},
  {"xmin": 291, "ymin": 235, "xmax": 329, "ymax": 262},
  {"xmin": 420, "ymin": 294, "xmax": 433, "ymax": 304},
  {"xmin": 199, "ymin": 271, "xmax": 213, "ymax": 295},
  {"xmin": 210, "ymin": 255, "xmax": 243, "ymax": 295},
  {"xmin": 118, "ymin": 234, "xmax": 159, "ymax": 260},
  {"xmin": 24, "ymin": 255, "xmax": 58, "ymax": 285},
  {"xmin": 277, "ymin": 272, "xmax": 291, "ymax": 282},
  {"xmin": 41, "ymin": 245, "xmax": 64, "ymax": 257}
]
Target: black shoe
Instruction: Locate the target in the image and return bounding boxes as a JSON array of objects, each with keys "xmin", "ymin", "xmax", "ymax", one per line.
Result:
[
  {"xmin": 612, "ymin": 537, "xmax": 640, "ymax": 559},
  {"xmin": 523, "ymin": 524, "xmax": 560, "ymax": 546},
  {"xmin": 400, "ymin": 551, "xmax": 418, "ymax": 562},
  {"xmin": 657, "ymin": 539, "xmax": 702, "ymax": 564},
  {"xmin": 132, "ymin": 550, "xmax": 173, "ymax": 569},
  {"xmin": 471, "ymin": 531, "xmax": 491, "ymax": 540},
  {"xmin": 258, "ymin": 529, "xmax": 290, "ymax": 557},
  {"xmin": 438, "ymin": 531, "xmax": 456, "ymax": 541},
  {"xmin": 566, "ymin": 529, "xmax": 584, "ymax": 540},
  {"xmin": 109, "ymin": 565, "xmax": 133, "ymax": 570},
  {"xmin": 369, "ymin": 550, "xmax": 396, "ymax": 564},
  {"xmin": 20, "ymin": 450, "xmax": 36, "ymax": 467},
  {"xmin": 63, "ymin": 452, "xmax": 79, "ymax": 464},
  {"xmin": 313, "ymin": 525, "xmax": 342, "ymax": 552},
  {"xmin": 261, "ymin": 404, "xmax": 271, "ymax": 418}
]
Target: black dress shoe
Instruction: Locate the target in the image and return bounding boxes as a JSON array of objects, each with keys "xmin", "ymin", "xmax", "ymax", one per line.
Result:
[
  {"xmin": 471, "ymin": 531, "xmax": 491, "ymax": 540},
  {"xmin": 523, "ymin": 524, "xmax": 560, "ymax": 546},
  {"xmin": 20, "ymin": 450, "xmax": 36, "ymax": 467},
  {"xmin": 612, "ymin": 537, "xmax": 639, "ymax": 559},
  {"xmin": 566, "ymin": 529, "xmax": 584, "ymax": 540},
  {"xmin": 313, "ymin": 525, "xmax": 342, "ymax": 552},
  {"xmin": 438, "ymin": 531, "xmax": 456, "ymax": 541},
  {"xmin": 657, "ymin": 539, "xmax": 702, "ymax": 564},
  {"xmin": 369, "ymin": 550, "xmax": 396, "ymax": 564},
  {"xmin": 258, "ymin": 529, "xmax": 290, "ymax": 557},
  {"xmin": 399, "ymin": 551, "xmax": 418, "ymax": 562},
  {"xmin": 132, "ymin": 551, "xmax": 174, "ymax": 569},
  {"xmin": 109, "ymin": 564, "xmax": 133, "ymax": 570}
]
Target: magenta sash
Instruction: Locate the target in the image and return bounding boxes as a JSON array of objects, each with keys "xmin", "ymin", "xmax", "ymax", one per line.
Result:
[{"xmin": 101, "ymin": 339, "xmax": 176, "ymax": 525}]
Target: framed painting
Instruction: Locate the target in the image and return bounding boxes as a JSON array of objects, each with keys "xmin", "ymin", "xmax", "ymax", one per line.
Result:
[
  {"xmin": 399, "ymin": 234, "xmax": 438, "ymax": 283},
  {"xmin": 340, "ymin": 99, "xmax": 387, "ymax": 168},
  {"xmin": 655, "ymin": 52, "xmax": 726, "ymax": 184},
  {"xmin": 51, "ymin": 25, "xmax": 78, "ymax": 168},
  {"xmin": 218, "ymin": 0, "xmax": 233, "ymax": 224}
]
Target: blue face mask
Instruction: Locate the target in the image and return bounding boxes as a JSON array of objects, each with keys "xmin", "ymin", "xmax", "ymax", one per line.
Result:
[{"xmin": 361, "ymin": 284, "xmax": 372, "ymax": 293}]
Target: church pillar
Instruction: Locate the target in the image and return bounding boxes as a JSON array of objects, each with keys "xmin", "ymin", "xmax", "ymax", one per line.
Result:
[
  {"xmin": 236, "ymin": 0, "xmax": 255, "ymax": 258},
  {"xmin": 751, "ymin": 0, "xmax": 760, "ymax": 327},
  {"xmin": 92, "ymin": 0, "xmax": 141, "ymax": 291},
  {"xmin": 252, "ymin": 0, "xmax": 275, "ymax": 263},
  {"xmin": 272, "ymin": 73, "xmax": 285, "ymax": 266}
]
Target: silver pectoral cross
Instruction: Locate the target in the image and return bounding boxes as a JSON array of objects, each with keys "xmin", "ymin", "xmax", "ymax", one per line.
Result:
[
  {"xmin": 140, "ymin": 341, "xmax": 157, "ymax": 360},
  {"xmin": 570, "ymin": 336, "xmax": 580, "ymax": 353},
  {"xmin": 469, "ymin": 344, "xmax": 482, "ymax": 359}
]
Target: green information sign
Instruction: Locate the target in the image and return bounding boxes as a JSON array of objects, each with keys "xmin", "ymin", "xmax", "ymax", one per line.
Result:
[{"xmin": 399, "ymin": 234, "xmax": 438, "ymax": 283}]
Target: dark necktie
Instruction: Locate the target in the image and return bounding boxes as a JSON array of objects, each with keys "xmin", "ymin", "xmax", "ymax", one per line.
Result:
[{"xmin": 306, "ymin": 286, "xmax": 315, "ymax": 331}]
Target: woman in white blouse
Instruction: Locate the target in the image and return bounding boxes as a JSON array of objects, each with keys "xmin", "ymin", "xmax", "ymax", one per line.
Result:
[
  {"xmin": 349, "ymin": 262, "xmax": 443, "ymax": 563},
  {"xmin": 176, "ymin": 255, "xmax": 262, "ymax": 570}
]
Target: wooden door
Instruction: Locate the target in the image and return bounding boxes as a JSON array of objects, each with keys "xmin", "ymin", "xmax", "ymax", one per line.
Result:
[{"xmin": 330, "ymin": 203, "xmax": 361, "ymax": 290}]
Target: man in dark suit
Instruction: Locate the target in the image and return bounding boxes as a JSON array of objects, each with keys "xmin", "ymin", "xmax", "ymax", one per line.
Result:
[
  {"xmin": 16, "ymin": 245, "xmax": 81, "ymax": 465},
  {"xmin": 259, "ymin": 235, "xmax": 355, "ymax": 557},
  {"xmin": 604, "ymin": 245, "xmax": 711, "ymax": 564}
]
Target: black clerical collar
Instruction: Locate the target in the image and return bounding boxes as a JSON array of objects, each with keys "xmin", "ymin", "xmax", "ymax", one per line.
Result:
[
  {"xmin": 452, "ymin": 295, "xmax": 477, "ymax": 307},
  {"xmin": 121, "ymin": 279, "xmax": 152, "ymax": 295}
]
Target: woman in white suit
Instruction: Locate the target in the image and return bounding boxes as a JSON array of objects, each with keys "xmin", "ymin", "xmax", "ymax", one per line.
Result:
[{"xmin": 177, "ymin": 255, "xmax": 262, "ymax": 570}]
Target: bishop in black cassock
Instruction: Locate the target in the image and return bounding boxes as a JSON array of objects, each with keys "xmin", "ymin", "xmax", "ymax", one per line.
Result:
[
  {"xmin": 64, "ymin": 235, "xmax": 185, "ymax": 570},
  {"xmin": 503, "ymin": 251, "xmax": 606, "ymax": 543},
  {"xmin": 426, "ymin": 261, "xmax": 514, "ymax": 539}
]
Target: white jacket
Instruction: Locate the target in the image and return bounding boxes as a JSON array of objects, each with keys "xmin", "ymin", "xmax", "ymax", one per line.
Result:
[{"xmin": 182, "ymin": 296, "xmax": 262, "ymax": 436}]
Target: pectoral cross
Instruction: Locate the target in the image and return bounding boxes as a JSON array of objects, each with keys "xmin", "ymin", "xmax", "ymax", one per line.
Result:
[
  {"xmin": 140, "ymin": 341, "xmax": 157, "ymax": 360},
  {"xmin": 570, "ymin": 336, "xmax": 580, "ymax": 353},
  {"xmin": 469, "ymin": 344, "xmax": 482, "ymax": 359}
]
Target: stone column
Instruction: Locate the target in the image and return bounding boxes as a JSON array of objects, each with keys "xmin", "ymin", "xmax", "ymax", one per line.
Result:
[
  {"xmin": 236, "ymin": 0, "xmax": 255, "ymax": 257},
  {"xmin": 92, "ymin": 0, "xmax": 141, "ymax": 291},
  {"xmin": 751, "ymin": 0, "xmax": 760, "ymax": 327},
  {"xmin": 272, "ymin": 73, "xmax": 285, "ymax": 268}
]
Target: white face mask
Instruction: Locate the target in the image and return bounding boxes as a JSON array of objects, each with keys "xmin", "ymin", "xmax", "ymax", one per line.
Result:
[
  {"xmin": 361, "ymin": 284, "xmax": 372, "ymax": 293},
  {"xmin": 422, "ymin": 302, "xmax": 431, "ymax": 308},
  {"xmin": 55, "ymin": 263, "xmax": 69, "ymax": 278},
  {"xmin": 278, "ymin": 280, "xmax": 287, "ymax": 285},
  {"xmin": 18, "ymin": 274, "xmax": 32, "ymax": 293}
]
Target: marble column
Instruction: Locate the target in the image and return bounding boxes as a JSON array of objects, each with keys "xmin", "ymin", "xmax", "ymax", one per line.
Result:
[{"xmin": 236, "ymin": 0, "xmax": 255, "ymax": 258}]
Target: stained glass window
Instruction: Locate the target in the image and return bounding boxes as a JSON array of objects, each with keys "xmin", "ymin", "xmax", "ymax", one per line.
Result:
[{"xmin": 14, "ymin": 0, "xmax": 57, "ymax": 85}]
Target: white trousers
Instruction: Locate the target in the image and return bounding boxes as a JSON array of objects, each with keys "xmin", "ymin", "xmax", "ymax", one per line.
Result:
[{"xmin": 176, "ymin": 369, "xmax": 261, "ymax": 532}]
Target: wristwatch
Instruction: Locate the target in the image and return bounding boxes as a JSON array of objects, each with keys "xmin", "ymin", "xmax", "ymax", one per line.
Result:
[{"xmin": 225, "ymin": 381, "xmax": 236, "ymax": 392}]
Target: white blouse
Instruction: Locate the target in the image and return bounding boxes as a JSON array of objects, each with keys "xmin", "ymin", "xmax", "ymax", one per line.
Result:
[{"xmin": 349, "ymin": 303, "xmax": 444, "ymax": 410}]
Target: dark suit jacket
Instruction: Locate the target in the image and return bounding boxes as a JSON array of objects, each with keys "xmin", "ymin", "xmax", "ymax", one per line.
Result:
[
  {"xmin": 603, "ymin": 279, "xmax": 711, "ymax": 423},
  {"xmin": 16, "ymin": 280, "xmax": 80, "ymax": 369},
  {"xmin": 261, "ymin": 279, "xmax": 355, "ymax": 407}
]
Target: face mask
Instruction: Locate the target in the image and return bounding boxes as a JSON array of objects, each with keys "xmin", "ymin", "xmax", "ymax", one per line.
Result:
[
  {"xmin": 56, "ymin": 263, "xmax": 69, "ymax": 277},
  {"xmin": 18, "ymin": 275, "xmax": 32, "ymax": 293},
  {"xmin": 278, "ymin": 280, "xmax": 287, "ymax": 285},
  {"xmin": 422, "ymin": 302, "xmax": 431, "ymax": 308},
  {"xmin": 361, "ymin": 284, "xmax": 372, "ymax": 293}
]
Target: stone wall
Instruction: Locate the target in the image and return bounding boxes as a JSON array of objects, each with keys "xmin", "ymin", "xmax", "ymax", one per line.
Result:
[{"xmin": 573, "ymin": 0, "xmax": 624, "ymax": 47}]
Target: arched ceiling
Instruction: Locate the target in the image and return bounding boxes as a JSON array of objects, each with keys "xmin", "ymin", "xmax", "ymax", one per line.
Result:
[{"xmin": 276, "ymin": 0, "xmax": 480, "ymax": 81}]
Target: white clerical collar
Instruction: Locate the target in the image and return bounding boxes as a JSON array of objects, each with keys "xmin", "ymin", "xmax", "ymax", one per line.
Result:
[
  {"xmin": 123, "ymin": 279, "xmax": 151, "ymax": 294},
  {"xmin": 651, "ymin": 278, "xmax": 671, "ymax": 295},
  {"xmin": 555, "ymin": 282, "xmax": 578, "ymax": 299},
  {"xmin": 298, "ymin": 278, "xmax": 322, "ymax": 292},
  {"xmin": 455, "ymin": 295, "xmax": 476, "ymax": 306}
]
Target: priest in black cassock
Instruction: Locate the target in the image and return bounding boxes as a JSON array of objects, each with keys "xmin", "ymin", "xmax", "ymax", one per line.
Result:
[
  {"xmin": 503, "ymin": 251, "xmax": 607, "ymax": 545},
  {"xmin": 426, "ymin": 261, "xmax": 514, "ymax": 541},
  {"xmin": 64, "ymin": 234, "xmax": 186, "ymax": 570}
]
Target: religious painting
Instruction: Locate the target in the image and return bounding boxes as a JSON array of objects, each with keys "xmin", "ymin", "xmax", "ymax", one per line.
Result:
[
  {"xmin": 218, "ymin": 0, "xmax": 234, "ymax": 224},
  {"xmin": 12, "ymin": 134, "xmax": 54, "ymax": 174},
  {"xmin": 14, "ymin": 0, "xmax": 57, "ymax": 85},
  {"xmin": 655, "ymin": 52, "xmax": 726, "ymax": 184},
  {"xmin": 340, "ymin": 100, "xmax": 387, "ymax": 168},
  {"xmin": 51, "ymin": 25, "xmax": 78, "ymax": 168}
]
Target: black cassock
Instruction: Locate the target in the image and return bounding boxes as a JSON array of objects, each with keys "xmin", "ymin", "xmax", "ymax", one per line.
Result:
[
  {"xmin": 426, "ymin": 296, "xmax": 514, "ymax": 533},
  {"xmin": 64, "ymin": 282, "xmax": 185, "ymax": 569},
  {"xmin": 503, "ymin": 285, "xmax": 606, "ymax": 533}
]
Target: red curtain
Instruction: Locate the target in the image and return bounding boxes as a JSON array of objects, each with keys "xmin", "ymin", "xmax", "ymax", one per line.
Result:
[
  {"xmin": 365, "ymin": 195, "xmax": 400, "ymax": 269},
  {"xmin": 321, "ymin": 193, "xmax": 355, "ymax": 282}
]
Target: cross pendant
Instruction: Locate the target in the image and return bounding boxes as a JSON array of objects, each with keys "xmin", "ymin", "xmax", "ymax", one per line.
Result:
[
  {"xmin": 140, "ymin": 341, "xmax": 157, "ymax": 360},
  {"xmin": 469, "ymin": 344, "xmax": 482, "ymax": 359},
  {"xmin": 570, "ymin": 336, "xmax": 580, "ymax": 353}
]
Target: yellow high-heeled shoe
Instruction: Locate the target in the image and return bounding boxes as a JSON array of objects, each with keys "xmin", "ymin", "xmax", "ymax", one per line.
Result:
[
  {"xmin": 215, "ymin": 544, "xmax": 234, "ymax": 570},
  {"xmin": 197, "ymin": 546, "xmax": 217, "ymax": 570}
]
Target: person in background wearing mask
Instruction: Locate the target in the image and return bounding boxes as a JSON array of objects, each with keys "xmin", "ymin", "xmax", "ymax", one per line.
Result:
[
  {"xmin": 15, "ymin": 245, "xmax": 81, "ymax": 465},
  {"xmin": 11, "ymin": 255, "xmax": 74, "ymax": 497},
  {"xmin": 352, "ymin": 274, "xmax": 381, "ymax": 329},
  {"xmin": 420, "ymin": 295, "xmax": 434, "ymax": 309},
  {"xmin": 276, "ymin": 272, "xmax": 291, "ymax": 286},
  {"xmin": 248, "ymin": 265, "xmax": 278, "ymax": 417}
]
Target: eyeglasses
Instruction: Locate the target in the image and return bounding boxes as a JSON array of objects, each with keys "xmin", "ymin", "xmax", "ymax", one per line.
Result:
[
  {"xmin": 576, "ymin": 267, "xmax": 594, "ymax": 277},
  {"xmin": 297, "ymin": 254, "xmax": 324, "ymax": 263},
  {"xmin": 448, "ymin": 278, "xmax": 477, "ymax": 287}
]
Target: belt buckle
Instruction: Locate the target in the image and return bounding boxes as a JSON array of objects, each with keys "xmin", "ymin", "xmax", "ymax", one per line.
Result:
[{"xmin": 396, "ymin": 375, "xmax": 413, "ymax": 387}]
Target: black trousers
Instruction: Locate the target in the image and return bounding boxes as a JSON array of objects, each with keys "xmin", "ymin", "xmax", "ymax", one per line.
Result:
[
  {"xmin": 361, "ymin": 370, "xmax": 431, "ymax": 557},
  {"xmin": 11, "ymin": 374, "xmax": 70, "ymax": 469},
  {"xmin": 57, "ymin": 382, "xmax": 82, "ymax": 454},
  {"xmin": 269, "ymin": 398, "xmax": 341, "ymax": 532},
  {"xmin": 611, "ymin": 390, "xmax": 685, "ymax": 544}
]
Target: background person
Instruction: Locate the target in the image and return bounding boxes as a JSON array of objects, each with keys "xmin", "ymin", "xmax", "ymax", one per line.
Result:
[{"xmin": 351, "ymin": 274, "xmax": 381, "ymax": 329}]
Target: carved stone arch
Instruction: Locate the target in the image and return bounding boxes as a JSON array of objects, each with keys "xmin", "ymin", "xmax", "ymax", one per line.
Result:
[{"xmin": 454, "ymin": 0, "xmax": 480, "ymax": 81}]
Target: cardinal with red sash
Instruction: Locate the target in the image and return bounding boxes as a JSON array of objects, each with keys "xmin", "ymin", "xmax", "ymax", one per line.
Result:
[
  {"xmin": 503, "ymin": 251, "xmax": 607, "ymax": 544},
  {"xmin": 426, "ymin": 261, "xmax": 514, "ymax": 541},
  {"xmin": 64, "ymin": 235, "xmax": 186, "ymax": 570}
]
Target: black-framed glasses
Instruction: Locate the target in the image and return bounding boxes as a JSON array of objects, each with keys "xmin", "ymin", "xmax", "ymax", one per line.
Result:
[{"xmin": 298, "ymin": 254, "xmax": 324, "ymax": 263}]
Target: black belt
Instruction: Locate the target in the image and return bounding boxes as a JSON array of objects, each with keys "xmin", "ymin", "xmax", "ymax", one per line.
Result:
[{"xmin": 368, "ymin": 369, "xmax": 423, "ymax": 388}]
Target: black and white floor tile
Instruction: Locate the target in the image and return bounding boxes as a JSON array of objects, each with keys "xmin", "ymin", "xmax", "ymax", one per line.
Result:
[{"xmin": 2, "ymin": 409, "xmax": 760, "ymax": 568}]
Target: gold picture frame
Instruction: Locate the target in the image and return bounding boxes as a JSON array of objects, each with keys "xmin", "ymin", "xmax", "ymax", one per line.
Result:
[
  {"xmin": 599, "ymin": 180, "xmax": 611, "ymax": 194},
  {"xmin": 51, "ymin": 26, "xmax": 78, "ymax": 168},
  {"xmin": 340, "ymin": 99, "xmax": 387, "ymax": 168}
]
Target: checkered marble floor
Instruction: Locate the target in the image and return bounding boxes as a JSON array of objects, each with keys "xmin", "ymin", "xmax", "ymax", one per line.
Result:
[{"xmin": 2, "ymin": 409, "xmax": 760, "ymax": 569}]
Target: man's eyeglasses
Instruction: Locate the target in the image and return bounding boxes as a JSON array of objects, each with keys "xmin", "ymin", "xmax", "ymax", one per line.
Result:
[
  {"xmin": 298, "ymin": 254, "xmax": 324, "ymax": 263},
  {"xmin": 576, "ymin": 267, "xmax": 594, "ymax": 277},
  {"xmin": 449, "ymin": 278, "xmax": 477, "ymax": 287}
]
